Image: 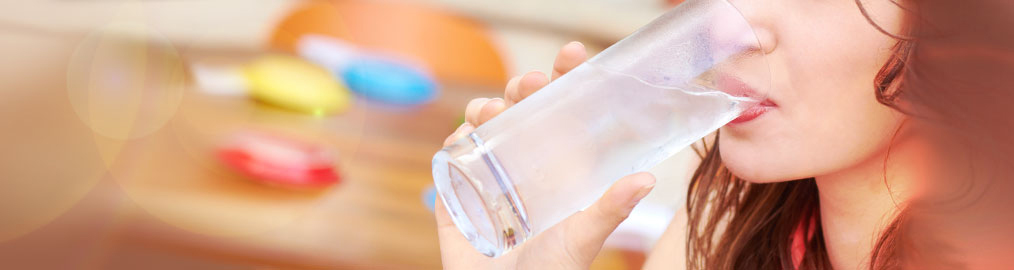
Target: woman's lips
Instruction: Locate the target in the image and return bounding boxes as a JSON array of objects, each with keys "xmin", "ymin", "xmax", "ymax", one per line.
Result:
[
  {"xmin": 714, "ymin": 75, "xmax": 776, "ymax": 125},
  {"xmin": 728, "ymin": 99, "xmax": 776, "ymax": 124}
]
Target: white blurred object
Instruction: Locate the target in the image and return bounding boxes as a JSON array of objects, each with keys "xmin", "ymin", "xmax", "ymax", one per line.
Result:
[
  {"xmin": 604, "ymin": 202, "xmax": 675, "ymax": 251},
  {"xmin": 190, "ymin": 63, "xmax": 248, "ymax": 96},
  {"xmin": 296, "ymin": 35, "xmax": 360, "ymax": 72},
  {"xmin": 603, "ymin": 146, "xmax": 699, "ymax": 251},
  {"xmin": 644, "ymin": 144, "xmax": 699, "ymax": 208}
]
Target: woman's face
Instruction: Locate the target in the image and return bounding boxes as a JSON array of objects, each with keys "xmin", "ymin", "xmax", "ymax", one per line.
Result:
[{"xmin": 718, "ymin": 0, "xmax": 908, "ymax": 183}]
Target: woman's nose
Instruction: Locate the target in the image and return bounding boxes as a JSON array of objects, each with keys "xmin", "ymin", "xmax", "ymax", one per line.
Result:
[
  {"xmin": 750, "ymin": 22, "xmax": 777, "ymax": 55},
  {"xmin": 728, "ymin": 0, "xmax": 778, "ymax": 55}
]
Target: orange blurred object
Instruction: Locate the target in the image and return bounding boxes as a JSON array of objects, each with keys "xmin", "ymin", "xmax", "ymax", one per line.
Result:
[
  {"xmin": 270, "ymin": 0, "xmax": 509, "ymax": 86},
  {"xmin": 666, "ymin": 0, "xmax": 686, "ymax": 7}
]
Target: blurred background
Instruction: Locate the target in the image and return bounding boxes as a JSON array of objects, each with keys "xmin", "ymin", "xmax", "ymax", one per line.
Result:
[{"xmin": 0, "ymin": 0, "xmax": 701, "ymax": 269}]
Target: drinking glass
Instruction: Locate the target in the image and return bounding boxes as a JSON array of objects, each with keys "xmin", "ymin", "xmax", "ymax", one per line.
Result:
[{"xmin": 432, "ymin": 0, "xmax": 769, "ymax": 257}]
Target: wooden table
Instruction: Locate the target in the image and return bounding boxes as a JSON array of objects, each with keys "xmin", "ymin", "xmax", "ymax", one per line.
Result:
[{"xmin": 0, "ymin": 31, "xmax": 643, "ymax": 269}]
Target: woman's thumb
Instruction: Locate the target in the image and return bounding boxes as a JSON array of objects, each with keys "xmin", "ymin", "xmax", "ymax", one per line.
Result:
[{"xmin": 553, "ymin": 172, "xmax": 655, "ymax": 262}]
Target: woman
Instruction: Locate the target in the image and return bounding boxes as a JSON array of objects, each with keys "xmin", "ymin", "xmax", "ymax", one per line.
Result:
[{"xmin": 436, "ymin": 0, "xmax": 1014, "ymax": 269}]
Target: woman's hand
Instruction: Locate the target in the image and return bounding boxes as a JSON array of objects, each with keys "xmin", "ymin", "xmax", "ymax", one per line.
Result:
[{"xmin": 436, "ymin": 42, "xmax": 657, "ymax": 269}]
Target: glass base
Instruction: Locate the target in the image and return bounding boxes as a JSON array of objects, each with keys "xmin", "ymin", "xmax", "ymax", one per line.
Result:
[{"xmin": 432, "ymin": 133, "xmax": 531, "ymax": 257}]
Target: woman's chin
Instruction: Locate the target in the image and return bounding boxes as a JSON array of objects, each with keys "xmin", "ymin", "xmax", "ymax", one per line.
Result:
[
  {"xmin": 724, "ymin": 165, "xmax": 776, "ymax": 183},
  {"xmin": 718, "ymin": 146, "xmax": 795, "ymax": 183}
]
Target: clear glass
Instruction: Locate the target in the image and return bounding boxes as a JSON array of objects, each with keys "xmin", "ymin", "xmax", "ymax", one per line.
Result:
[{"xmin": 432, "ymin": 0, "xmax": 769, "ymax": 257}]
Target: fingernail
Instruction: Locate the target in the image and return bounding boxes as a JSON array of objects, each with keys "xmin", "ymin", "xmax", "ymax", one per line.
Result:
[
  {"xmin": 465, "ymin": 98, "xmax": 491, "ymax": 124},
  {"xmin": 458, "ymin": 123, "xmax": 475, "ymax": 135},
  {"xmin": 522, "ymin": 71, "xmax": 549, "ymax": 85},
  {"xmin": 633, "ymin": 183, "xmax": 654, "ymax": 203},
  {"xmin": 506, "ymin": 75, "xmax": 523, "ymax": 88},
  {"xmin": 487, "ymin": 98, "xmax": 505, "ymax": 108}
]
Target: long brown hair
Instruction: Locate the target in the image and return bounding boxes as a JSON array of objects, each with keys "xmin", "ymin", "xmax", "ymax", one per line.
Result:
[
  {"xmin": 685, "ymin": 0, "xmax": 1014, "ymax": 268},
  {"xmin": 686, "ymin": 136, "xmax": 832, "ymax": 269}
]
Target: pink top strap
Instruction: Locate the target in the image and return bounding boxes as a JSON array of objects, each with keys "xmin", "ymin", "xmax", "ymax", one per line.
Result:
[{"xmin": 790, "ymin": 215, "xmax": 817, "ymax": 269}]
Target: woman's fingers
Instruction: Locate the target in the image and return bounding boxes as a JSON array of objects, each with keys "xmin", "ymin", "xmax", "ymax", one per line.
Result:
[
  {"xmin": 503, "ymin": 75, "xmax": 524, "ymax": 106},
  {"xmin": 516, "ymin": 72, "xmax": 551, "ymax": 104},
  {"xmin": 476, "ymin": 98, "xmax": 507, "ymax": 125},
  {"xmin": 464, "ymin": 97, "xmax": 508, "ymax": 127},
  {"xmin": 464, "ymin": 98, "xmax": 490, "ymax": 126},
  {"xmin": 552, "ymin": 41, "xmax": 588, "ymax": 81},
  {"xmin": 551, "ymin": 172, "xmax": 656, "ymax": 263},
  {"xmin": 453, "ymin": 96, "xmax": 505, "ymax": 147},
  {"xmin": 443, "ymin": 123, "xmax": 476, "ymax": 147},
  {"xmin": 505, "ymin": 41, "xmax": 586, "ymax": 106},
  {"xmin": 454, "ymin": 42, "xmax": 587, "ymax": 146},
  {"xmin": 506, "ymin": 71, "xmax": 550, "ymax": 106}
]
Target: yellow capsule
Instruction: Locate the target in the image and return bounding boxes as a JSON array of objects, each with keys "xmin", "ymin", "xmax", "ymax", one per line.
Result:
[{"xmin": 242, "ymin": 55, "xmax": 351, "ymax": 115}]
